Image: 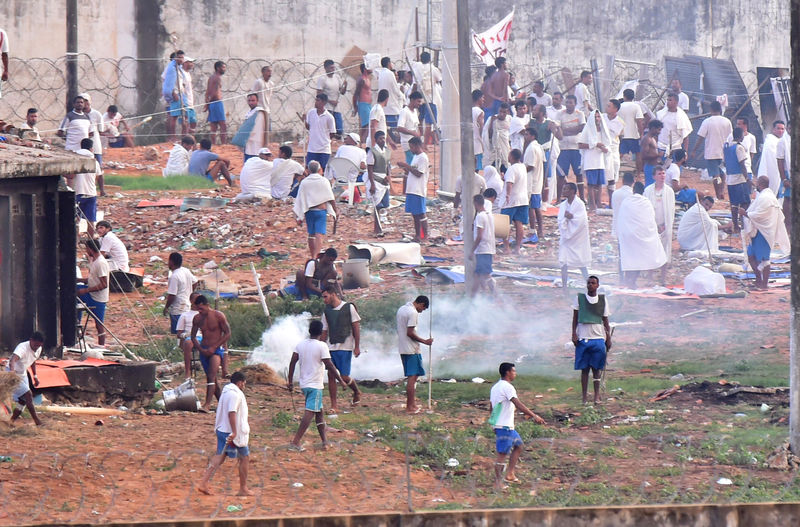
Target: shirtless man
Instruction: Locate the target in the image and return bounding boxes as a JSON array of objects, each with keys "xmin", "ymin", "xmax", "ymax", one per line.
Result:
[
  {"xmin": 205, "ymin": 61, "xmax": 227, "ymax": 144},
  {"xmin": 191, "ymin": 295, "xmax": 231, "ymax": 412},
  {"xmin": 640, "ymin": 120, "xmax": 663, "ymax": 187},
  {"xmin": 484, "ymin": 57, "xmax": 510, "ymax": 119},
  {"xmin": 352, "ymin": 63, "xmax": 373, "ymax": 144}
]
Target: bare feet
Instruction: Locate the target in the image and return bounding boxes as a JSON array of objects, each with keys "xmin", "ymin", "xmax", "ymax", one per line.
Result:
[{"xmin": 237, "ymin": 488, "xmax": 254, "ymax": 496}]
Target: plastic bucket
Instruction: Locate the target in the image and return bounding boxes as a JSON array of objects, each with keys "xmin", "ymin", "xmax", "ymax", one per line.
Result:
[
  {"xmin": 163, "ymin": 378, "xmax": 199, "ymax": 412},
  {"xmin": 342, "ymin": 258, "xmax": 370, "ymax": 289},
  {"xmin": 493, "ymin": 213, "xmax": 511, "ymax": 239}
]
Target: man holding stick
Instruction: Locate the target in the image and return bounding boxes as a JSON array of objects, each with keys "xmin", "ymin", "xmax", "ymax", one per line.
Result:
[
  {"xmin": 396, "ymin": 296, "xmax": 433, "ymax": 414},
  {"xmin": 572, "ymin": 276, "xmax": 612, "ymax": 405}
]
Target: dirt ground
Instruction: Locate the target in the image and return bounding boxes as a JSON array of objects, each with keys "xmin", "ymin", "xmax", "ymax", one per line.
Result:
[{"xmin": 0, "ymin": 141, "xmax": 792, "ymax": 524}]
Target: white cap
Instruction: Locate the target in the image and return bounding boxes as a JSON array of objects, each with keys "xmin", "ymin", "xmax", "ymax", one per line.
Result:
[
  {"xmin": 346, "ymin": 132, "xmax": 360, "ymax": 143},
  {"xmin": 77, "ymin": 92, "xmax": 91, "ymax": 102},
  {"xmin": 258, "ymin": 147, "xmax": 273, "ymax": 156},
  {"xmin": 183, "ymin": 56, "xmax": 195, "ymax": 62}
]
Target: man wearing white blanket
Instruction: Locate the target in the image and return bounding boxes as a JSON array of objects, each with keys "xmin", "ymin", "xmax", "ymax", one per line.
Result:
[
  {"xmin": 739, "ymin": 176, "xmax": 790, "ymax": 290},
  {"xmin": 617, "ymin": 182, "xmax": 667, "ymax": 288},
  {"xmin": 236, "ymin": 147, "xmax": 274, "ymax": 200},
  {"xmin": 677, "ymin": 196, "xmax": 720, "ymax": 252},
  {"xmin": 558, "ymin": 182, "xmax": 591, "ymax": 289},
  {"xmin": 293, "ymin": 161, "xmax": 337, "ymax": 259},
  {"xmin": 644, "ymin": 165, "xmax": 676, "ymax": 285}
]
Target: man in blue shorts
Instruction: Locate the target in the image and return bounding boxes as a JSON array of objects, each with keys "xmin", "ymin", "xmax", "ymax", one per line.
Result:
[
  {"xmin": 397, "ymin": 136, "xmax": 430, "ymax": 242},
  {"xmin": 470, "ymin": 194, "xmax": 496, "ymax": 296},
  {"xmin": 740, "ymin": 176, "xmax": 789, "ymax": 290},
  {"xmin": 293, "ymin": 160, "xmax": 337, "ymax": 258},
  {"xmin": 489, "ymin": 362, "xmax": 546, "ymax": 487},
  {"xmin": 500, "ymin": 149, "xmax": 529, "ymax": 255},
  {"xmin": 396, "ymin": 295, "xmax": 433, "ymax": 414},
  {"xmin": 188, "ymin": 138, "xmax": 232, "ymax": 185},
  {"xmin": 320, "ymin": 286, "xmax": 362, "ymax": 413},
  {"xmin": 77, "ymin": 239, "xmax": 109, "ymax": 347},
  {"xmin": 191, "ymin": 295, "xmax": 231, "ymax": 412},
  {"xmin": 288, "ymin": 320, "xmax": 346, "ymax": 450},
  {"xmin": 571, "ymin": 275, "xmax": 612, "ymax": 405},
  {"xmin": 198, "ymin": 371, "xmax": 253, "ymax": 496},
  {"xmin": 205, "ymin": 61, "xmax": 227, "ymax": 144}
]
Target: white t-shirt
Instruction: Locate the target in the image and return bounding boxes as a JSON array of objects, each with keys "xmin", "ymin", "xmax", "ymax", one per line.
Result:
[
  {"xmin": 697, "ymin": 115, "xmax": 733, "ymax": 160},
  {"xmin": 295, "ymin": 338, "xmax": 331, "ymax": 389},
  {"xmin": 727, "ymin": 143, "xmax": 749, "ymax": 185},
  {"xmin": 316, "ymin": 73, "xmax": 343, "ymax": 112},
  {"xmin": 523, "ymin": 141, "xmax": 545, "ymax": 195},
  {"xmin": 571, "ymin": 293, "xmax": 611, "ymax": 340},
  {"xmin": 367, "ymin": 104, "xmax": 386, "ymax": 147},
  {"xmin": 604, "ymin": 114, "xmax": 625, "ymax": 149},
  {"xmin": 665, "ymin": 164, "xmax": 681, "ymax": 187},
  {"xmin": 406, "ymin": 152, "xmax": 429, "ymax": 197},
  {"xmin": 72, "ymin": 149, "xmax": 99, "ymax": 196},
  {"xmin": 677, "ymin": 91, "xmax": 690, "ymax": 111},
  {"xmin": 574, "ymin": 83, "xmax": 592, "ymax": 114},
  {"xmin": 618, "ymin": 101, "xmax": 644, "ymax": 139},
  {"xmin": 321, "ymin": 301, "xmax": 361, "ymax": 351},
  {"xmin": 726, "ymin": 131, "xmax": 757, "ymax": 156},
  {"xmin": 87, "ymin": 108, "xmax": 104, "ymax": 154},
  {"xmin": 503, "ymin": 162, "xmax": 529, "ymax": 208},
  {"xmin": 100, "ymin": 231, "xmax": 129, "ymax": 272},
  {"xmin": 490, "ymin": 379, "xmax": 518, "ymax": 429},
  {"xmin": 239, "ymin": 156, "xmax": 273, "ymax": 197},
  {"xmin": 335, "ymin": 144, "xmax": 367, "ymax": 182},
  {"xmin": 166, "ymin": 266, "xmax": 197, "ymax": 315},
  {"xmin": 397, "ymin": 106, "xmax": 420, "ymax": 151},
  {"xmin": 474, "ymin": 210, "xmax": 496, "ymax": 255},
  {"xmin": 306, "ymin": 109, "xmax": 335, "ymax": 154},
  {"xmin": 10, "ymin": 341, "xmax": 41, "ymax": 378},
  {"xmin": 0, "ymin": 30, "xmax": 8, "ymax": 53},
  {"xmin": 577, "ymin": 126, "xmax": 607, "ymax": 171},
  {"xmin": 376, "ymin": 67, "xmax": 403, "ymax": 115},
  {"xmin": 175, "ymin": 309, "xmax": 198, "ymax": 339},
  {"xmin": 454, "ymin": 173, "xmax": 487, "ymax": 198},
  {"xmin": 215, "ymin": 382, "xmax": 250, "ymax": 447},
  {"xmin": 472, "ymin": 106, "xmax": 484, "ymax": 155},
  {"xmin": 396, "ymin": 302, "xmax": 420, "ymax": 355},
  {"xmin": 165, "ymin": 144, "xmax": 191, "ymax": 176},
  {"xmin": 251, "ymin": 78, "xmax": 274, "ymax": 112},
  {"xmin": 533, "ymin": 92, "xmax": 552, "ymax": 107},
  {"xmin": 88, "ymin": 255, "xmax": 110, "ymax": 303},
  {"xmin": 59, "ymin": 111, "xmax": 93, "ymax": 151},
  {"xmin": 558, "ymin": 110, "xmax": 585, "ymax": 150}
]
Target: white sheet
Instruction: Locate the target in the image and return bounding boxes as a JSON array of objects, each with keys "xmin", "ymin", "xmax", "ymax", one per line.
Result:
[
  {"xmin": 743, "ymin": 187, "xmax": 790, "ymax": 257},
  {"xmin": 293, "ymin": 173, "xmax": 335, "ymax": 221},
  {"xmin": 644, "ymin": 183, "xmax": 676, "ymax": 263},
  {"xmin": 677, "ymin": 203, "xmax": 720, "ymax": 252},
  {"xmin": 557, "ymin": 197, "xmax": 592, "ymax": 267},
  {"xmin": 617, "ymin": 194, "xmax": 667, "ymax": 271}
]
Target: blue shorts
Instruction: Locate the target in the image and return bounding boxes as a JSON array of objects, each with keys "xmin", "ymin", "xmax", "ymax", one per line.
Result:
[
  {"xmin": 199, "ymin": 347, "xmax": 225, "ymax": 375},
  {"xmin": 405, "ymin": 194, "xmax": 426, "ymax": 215},
  {"xmin": 475, "ymin": 153, "xmax": 483, "ymax": 171},
  {"xmin": 357, "ymin": 102, "xmax": 372, "ymax": 127},
  {"xmin": 727, "ymin": 182, "xmax": 750, "ymax": 206},
  {"xmin": 94, "ymin": 154, "xmax": 103, "ymax": 166},
  {"xmin": 302, "ymin": 387, "xmax": 324, "ymax": 412},
  {"xmin": 207, "ymin": 100, "xmax": 226, "ymax": 123},
  {"xmin": 574, "ymin": 338, "xmax": 607, "ymax": 371},
  {"xmin": 305, "ymin": 152, "xmax": 331, "ymax": 172},
  {"xmin": 331, "ymin": 111, "xmax": 343, "ymax": 136},
  {"xmin": 168, "ymin": 100, "xmax": 195, "ymax": 120},
  {"xmin": 76, "ymin": 195, "xmax": 97, "ymax": 223},
  {"xmin": 109, "ymin": 136, "xmax": 126, "ymax": 148},
  {"xmin": 215, "ymin": 430, "xmax": 250, "ymax": 458},
  {"xmin": 484, "ymin": 99, "xmax": 502, "ymax": 119},
  {"xmin": 401, "ymin": 353, "xmax": 425, "ymax": 377},
  {"xmin": 386, "ymin": 114, "xmax": 399, "ymax": 129},
  {"xmin": 330, "ymin": 350, "xmax": 353, "ymax": 376},
  {"xmin": 475, "ymin": 253, "xmax": 493, "ymax": 275},
  {"xmin": 305, "ymin": 209, "xmax": 327, "ymax": 235},
  {"xmin": 494, "ymin": 428, "xmax": 524, "ymax": 455},
  {"xmin": 170, "ymin": 314, "xmax": 181, "ymax": 334},
  {"xmin": 181, "ymin": 108, "xmax": 198, "ymax": 124},
  {"xmin": 281, "ymin": 283, "xmax": 322, "ymax": 300},
  {"xmin": 706, "ymin": 158, "xmax": 723, "ymax": 178},
  {"xmin": 420, "ymin": 103, "xmax": 438, "ymax": 125},
  {"xmin": 619, "ymin": 138, "xmax": 640, "ymax": 155},
  {"xmin": 529, "ymin": 194, "xmax": 542, "ymax": 209},
  {"xmin": 585, "ymin": 168, "xmax": 606, "ymax": 185},
  {"xmin": 747, "ymin": 231, "xmax": 771, "ymax": 263},
  {"xmin": 644, "ymin": 164, "xmax": 655, "ymax": 187},
  {"xmin": 501, "ymin": 205, "xmax": 529, "ymax": 225},
  {"xmin": 557, "ymin": 150, "xmax": 582, "ymax": 177},
  {"xmin": 77, "ymin": 285, "xmax": 106, "ymax": 323}
]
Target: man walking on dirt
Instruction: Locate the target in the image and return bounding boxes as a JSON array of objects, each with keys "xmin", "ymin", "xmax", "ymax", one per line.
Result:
[
  {"xmin": 191, "ymin": 295, "xmax": 231, "ymax": 412},
  {"xmin": 396, "ymin": 295, "xmax": 433, "ymax": 414},
  {"xmin": 320, "ymin": 286, "xmax": 362, "ymax": 413}
]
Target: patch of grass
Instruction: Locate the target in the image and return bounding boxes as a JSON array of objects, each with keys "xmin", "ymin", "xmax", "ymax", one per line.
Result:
[
  {"xmin": 271, "ymin": 410, "xmax": 294, "ymax": 429},
  {"xmin": 195, "ymin": 238, "xmax": 216, "ymax": 250},
  {"xmin": 104, "ymin": 174, "xmax": 216, "ymax": 191},
  {"xmin": 355, "ymin": 293, "xmax": 406, "ymax": 329},
  {"xmin": 131, "ymin": 336, "xmax": 181, "ymax": 363}
]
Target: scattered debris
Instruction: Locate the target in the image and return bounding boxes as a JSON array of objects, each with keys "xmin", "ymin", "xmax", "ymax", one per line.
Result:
[
  {"xmin": 649, "ymin": 385, "xmax": 681, "ymax": 402},
  {"xmin": 716, "ymin": 478, "xmax": 733, "ymax": 485}
]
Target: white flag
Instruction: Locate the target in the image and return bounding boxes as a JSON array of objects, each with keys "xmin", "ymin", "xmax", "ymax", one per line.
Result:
[{"xmin": 471, "ymin": 9, "xmax": 515, "ymax": 67}]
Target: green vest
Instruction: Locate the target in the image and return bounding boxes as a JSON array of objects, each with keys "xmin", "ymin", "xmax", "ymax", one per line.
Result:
[
  {"xmin": 370, "ymin": 145, "xmax": 391, "ymax": 181},
  {"xmin": 324, "ymin": 302, "xmax": 353, "ymax": 345},
  {"xmin": 533, "ymin": 119, "xmax": 553, "ymax": 148},
  {"xmin": 577, "ymin": 294, "xmax": 605, "ymax": 324}
]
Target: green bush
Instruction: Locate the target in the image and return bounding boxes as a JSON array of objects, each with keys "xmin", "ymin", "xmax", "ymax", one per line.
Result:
[
  {"xmin": 131, "ymin": 336, "xmax": 181, "ymax": 362},
  {"xmin": 104, "ymin": 174, "xmax": 216, "ymax": 190}
]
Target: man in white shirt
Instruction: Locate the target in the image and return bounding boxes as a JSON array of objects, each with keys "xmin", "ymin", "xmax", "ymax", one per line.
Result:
[
  {"xmin": 77, "ymin": 239, "xmax": 110, "ymax": 346},
  {"xmin": 531, "ymin": 81, "xmax": 552, "ymax": 108},
  {"xmin": 556, "ymin": 95, "xmax": 586, "ymax": 201},
  {"xmin": 412, "ymin": 51, "xmax": 442, "ymax": 146},
  {"xmin": 320, "ymin": 286, "xmax": 362, "ymax": 413},
  {"xmin": 603, "ymin": 99, "xmax": 625, "ymax": 204},
  {"xmin": 163, "ymin": 251, "xmax": 198, "ymax": 335},
  {"xmin": 489, "ymin": 362, "xmax": 545, "ymax": 487},
  {"xmin": 678, "ymin": 196, "xmax": 720, "ymax": 252},
  {"xmin": 240, "ymin": 93, "xmax": 268, "ymax": 163},
  {"xmin": 17, "ymin": 108, "xmax": 41, "ymax": 141},
  {"xmin": 81, "ymin": 93, "xmax": 105, "ymax": 180},
  {"xmin": 305, "ymin": 93, "xmax": 336, "ymax": 171},
  {"xmin": 375, "ymin": 57, "xmax": 405, "ymax": 136},
  {"xmin": 692, "ymin": 101, "xmax": 732, "ymax": 199},
  {"xmin": 316, "ymin": 59, "xmax": 347, "ymax": 137},
  {"xmin": 618, "ymin": 89, "xmax": 645, "ymax": 163},
  {"xmin": 574, "ymin": 70, "xmax": 594, "ymax": 115},
  {"xmin": 558, "ymin": 182, "xmax": 592, "ymax": 288},
  {"xmin": 198, "ymin": 371, "xmax": 253, "ymax": 496},
  {"xmin": 251, "ymin": 64, "xmax": 274, "ymax": 127},
  {"xmin": 368, "ymin": 89, "xmax": 394, "ymax": 148},
  {"xmin": 669, "ymin": 79, "xmax": 690, "ymax": 111},
  {"xmin": 58, "ymin": 95, "xmax": 93, "ymax": 151},
  {"xmin": 66, "ymin": 138, "xmax": 101, "ymax": 238},
  {"xmin": 95, "ymin": 220, "xmax": 130, "ymax": 273},
  {"xmin": 469, "ymin": 194, "xmax": 496, "ymax": 296},
  {"xmin": 101, "ymin": 105, "xmax": 134, "ymax": 148},
  {"xmin": 397, "ymin": 92, "xmax": 423, "ymax": 164},
  {"xmin": 271, "ymin": 145, "xmax": 305, "ymax": 200},
  {"xmin": 396, "ymin": 296, "xmax": 433, "ymax": 414},
  {"xmin": 333, "ymin": 132, "xmax": 367, "ymax": 184},
  {"xmin": 6, "ymin": 332, "xmax": 45, "ymax": 426},
  {"xmin": 522, "ymin": 128, "xmax": 545, "ymax": 239},
  {"xmin": 397, "ymin": 137, "xmax": 429, "ymax": 242},
  {"xmin": 571, "ymin": 276, "xmax": 612, "ymax": 405},
  {"xmin": 740, "ymin": 176, "xmax": 791, "ymax": 289},
  {"xmin": 500, "ymin": 149, "xmax": 529, "ymax": 255},
  {"xmin": 656, "ymin": 93, "xmax": 692, "ymax": 154},
  {"xmin": 164, "ymin": 135, "xmax": 195, "ymax": 176},
  {"xmin": 726, "ymin": 117, "xmax": 757, "ymax": 169},
  {"xmin": 472, "ymin": 90, "xmax": 486, "ymax": 170},
  {"xmin": 288, "ymin": 320, "xmax": 345, "ymax": 450},
  {"xmin": 508, "ymin": 100, "xmax": 530, "ymax": 152},
  {"xmin": 237, "ymin": 147, "xmax": 274, "ymax": 200}
]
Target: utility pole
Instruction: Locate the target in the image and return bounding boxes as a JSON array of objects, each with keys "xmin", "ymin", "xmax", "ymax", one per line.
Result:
[
  {"xmin": 440, "ymin": 1, "xmax": 460, "ymax": 194},
  {"xmin": 66, "ymin": 0, "xmax": 79, "ymax": 109},
  {"xmin": 455, "ymin": 0, "xmax": 476, "ymax": 291},
  {"xmin": 789, "ymin": 0, "xmax": 800, "ymax": 454}
]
